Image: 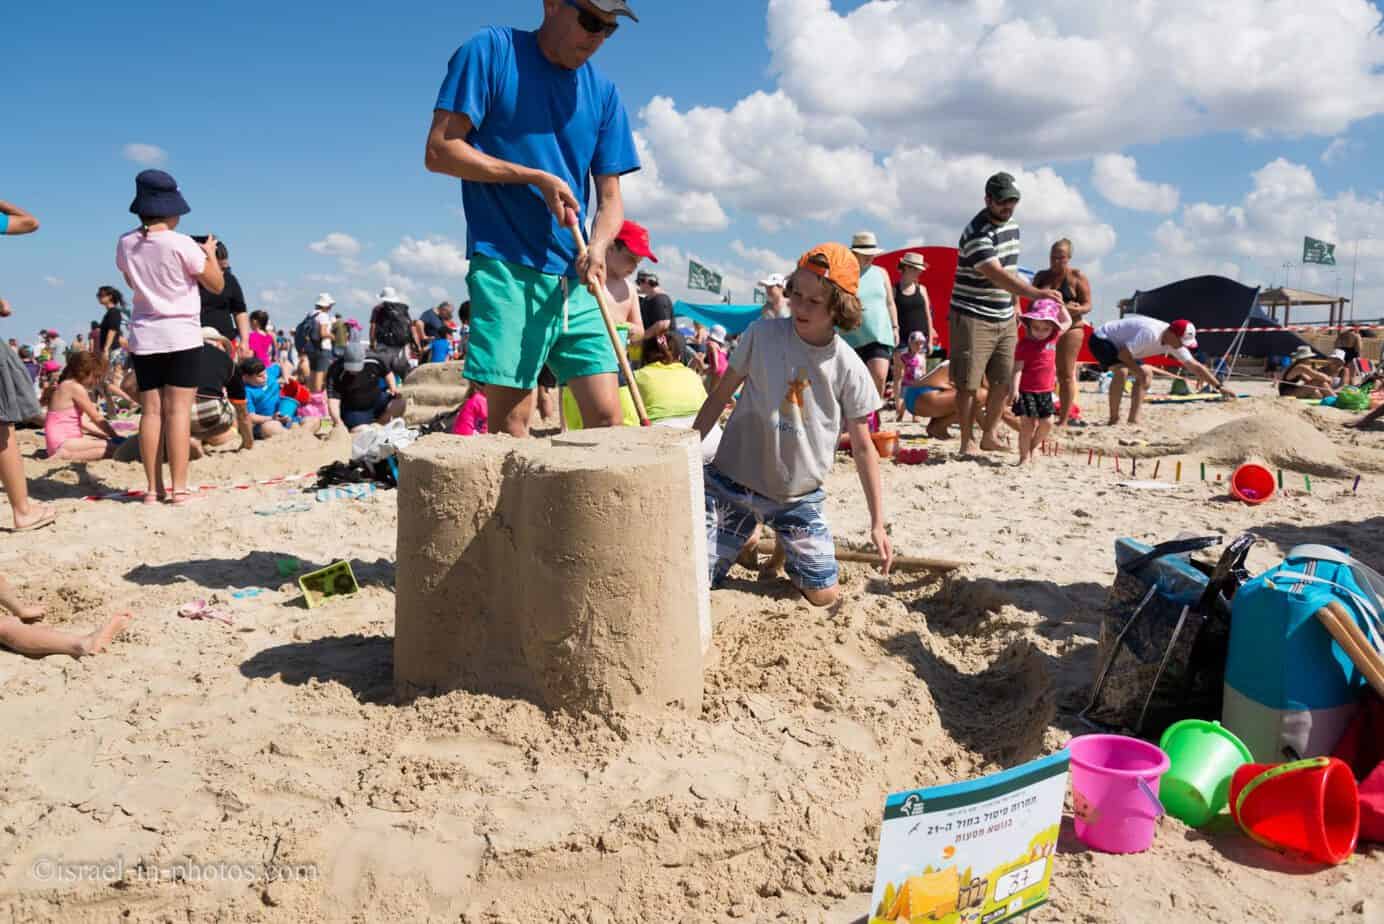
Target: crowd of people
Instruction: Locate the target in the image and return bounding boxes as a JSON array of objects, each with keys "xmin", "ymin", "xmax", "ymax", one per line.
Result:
[{"xmin": 3, "ymin": 0, "xmax": 1381, "ymax": 650}]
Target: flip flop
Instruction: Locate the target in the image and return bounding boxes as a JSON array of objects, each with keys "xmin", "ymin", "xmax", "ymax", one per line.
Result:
[
  {"xmin": 11, "ymin": 511, "xmax": 57, "ymax": 533},
  {"xmin": 177, "ymin": 600, "xmax": 234, "ymax": 626}
]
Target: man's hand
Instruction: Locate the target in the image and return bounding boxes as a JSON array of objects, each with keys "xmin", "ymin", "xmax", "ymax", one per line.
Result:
[
  {"xmin": 0, "ymin": 297, "xmax": 10, "ymax": 318},
  {"xmin": 1220, "ymin": 384, "xmax": 1237, "ymax": 400},
  {"xmin": 872, "ymin": 524, "xmax": 894, "ymax": 576},
  {"xmin": 579, "ymin": 240, "xmax": 609, "ymax": 293},
  {"xmin": 535, "ymin": 172, "xmax": 579, "ymax": 222},
  {"xmin": 1037, "ymin": 287, "xmax": 1064, "ymax": 303}
]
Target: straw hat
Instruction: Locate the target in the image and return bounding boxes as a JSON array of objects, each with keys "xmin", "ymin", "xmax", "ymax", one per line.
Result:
[{"xmin": 850, "ymin": 231, "xmax": 883, "ymax": 256}]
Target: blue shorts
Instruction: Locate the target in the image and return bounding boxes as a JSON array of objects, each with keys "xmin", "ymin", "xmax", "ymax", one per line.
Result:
[
  {"xmin": 704, "ymin": 466, "xmax": 838, "ymax": 591},
  {"xmin": 902, "ymin": 385, "xmax": 940, "ymax": 409}
]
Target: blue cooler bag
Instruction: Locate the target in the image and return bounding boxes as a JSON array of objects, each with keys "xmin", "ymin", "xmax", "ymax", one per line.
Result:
[{"xmin": 1224, "ymin": 545, "xmax": 1384, "ymax": 763}]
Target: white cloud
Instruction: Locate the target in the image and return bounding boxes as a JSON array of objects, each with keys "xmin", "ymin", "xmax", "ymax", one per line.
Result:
[
  {"xmin": 42, "ymin": 276, "xmax": 64, "ymax": 288},
  {"xmin": 1322, "ymin": 137, "xmax": 1354, "ymax": 165},
  {"xmin": 305, "ymin": 273, "xmax": 346, "ymax": 284},
  {"xmin": 729, "ymin": 240, "xmax": 794, "ymax": 279},
  {"xmin": 1091, "ymin": 154, "xmax": 1180, "ymax": 214},
  {"xmin": 308, "ymin": 233, "xmax": 362, "ymax": 258},
  {"xmin": 122, "ymin": 143, "xmax": 168, "ymax": 167},
  {"xmin": 389, "ymin": 237, "xmax": 470, "ymax": 278},
  {"xmin": 621, "ymin": 133, "xmax": 730, "ymax": 233},
  {"xmin": 428, "ymin": 285, "xmax": 450, "ymax": 301}
]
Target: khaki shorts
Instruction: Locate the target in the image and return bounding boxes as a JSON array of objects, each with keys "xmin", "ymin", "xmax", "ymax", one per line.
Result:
[{"xmin": 949, "ymin": 311, "xmax": 1016, "ymax": 392}]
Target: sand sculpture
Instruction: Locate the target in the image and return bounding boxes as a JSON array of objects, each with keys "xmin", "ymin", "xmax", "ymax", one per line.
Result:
[{"xmin": 394, "ymin": 427, "xmax": 708, "ymax": 715}]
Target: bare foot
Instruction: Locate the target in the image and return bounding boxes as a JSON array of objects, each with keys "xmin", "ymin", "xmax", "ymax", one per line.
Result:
[
  {"xmin": 13, "ymin": 503, "xmax": 57, "ymax": 531},
  {"xmin": 979, "ymin": 438, "xmax": 1006, "ymax": 452},
  {"xmin": 17, "ymin": 604, "xmax": 44, "ymax": 624},
  {"xmin": 926, "ymin": 421, "xmax": 951, "ymax": 440},
  {"xmin": 77, "ymin": 611, "xmax": 133, "ymax": 657}
]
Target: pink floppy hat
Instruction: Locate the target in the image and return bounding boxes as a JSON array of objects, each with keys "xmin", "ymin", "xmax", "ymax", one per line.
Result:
[{"xmin": 1020, "ymin": 298, "xmax": 1063, "ymax": 325}]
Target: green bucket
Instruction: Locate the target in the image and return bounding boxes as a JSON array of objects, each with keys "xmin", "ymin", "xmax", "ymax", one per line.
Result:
[{"xmin": 1158, "ymin": 719, "xmax": 1254, "ymax": 827}]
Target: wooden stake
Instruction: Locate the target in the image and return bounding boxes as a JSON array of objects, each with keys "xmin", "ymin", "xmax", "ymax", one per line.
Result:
[
  {"xmin": 1176, "ymin": 461, "xmax": 1183, "ymax": 482},
  {"xmin": 1088, "ymin": 448, "xmax": 1094, "ymax": 465},
  {"xmin": 1354, "ymin": 475, "xmax": 1362, "ymax": 494},
  {"xmin": 754, "ymin": 540, "xmax": 963, "ymax": 574},
  {"xmin": 1153, "ymin": 460, "xmax": 1162, "ymax": 479}
]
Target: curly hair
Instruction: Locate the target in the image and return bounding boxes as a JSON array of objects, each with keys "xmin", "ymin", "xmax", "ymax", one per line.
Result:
[
  {"xmin": 42, "ymin": 351, "xmax": 107, "ymax": 405},
  {"xmin": 788, "ymin": 261, "xmax": 863, "ymax": 331}
]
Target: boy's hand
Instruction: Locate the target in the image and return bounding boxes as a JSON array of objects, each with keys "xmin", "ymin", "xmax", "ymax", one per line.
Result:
[{"xmin": 872, "ymin": 524, "xmax": 894, "ymax": 576}]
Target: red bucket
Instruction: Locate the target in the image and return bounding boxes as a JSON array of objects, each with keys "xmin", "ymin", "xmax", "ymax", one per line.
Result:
[
  {"xmin": 1229, "ymin": 758, "xmax": 1359, "ymax": 865},
  {"xmin": 1230, "ymin": 462, "xmax": 1276, "ymax": 505}
]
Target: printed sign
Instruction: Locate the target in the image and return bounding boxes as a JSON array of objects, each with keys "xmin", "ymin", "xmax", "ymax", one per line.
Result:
[
  {"xmin": 688, "ymin": 259, "xmax": 723, "ymax": 294},
  {"xmin": 1303, "ymin": 236, "xmax": 1337, "ymax": 266},
  {"xmin": 869, "ymin": 751, "xmax": 1069, "ymax": 924}
]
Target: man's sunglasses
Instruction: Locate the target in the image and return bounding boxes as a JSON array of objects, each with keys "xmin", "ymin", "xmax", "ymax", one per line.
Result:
[{"xmin": 563, "ymin": 0, "xmax": 619, "ymax": 37}]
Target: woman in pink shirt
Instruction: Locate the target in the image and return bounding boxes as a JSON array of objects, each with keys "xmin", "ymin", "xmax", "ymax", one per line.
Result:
[
  {"xmin": 115, "ymin": 171, "xmax": 223, "ymax": 505},
  {"xmin": 1008, "ymin": 299, "xmax": 1072, "ymax": 465},
  {"xmin": 247, "ymin": 310, "xmax": 275, "ymax": 366}
]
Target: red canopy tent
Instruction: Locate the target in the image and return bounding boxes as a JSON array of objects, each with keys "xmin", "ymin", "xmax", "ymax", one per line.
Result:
[{"xmin": 873, "ymin": 247, "xmax": 1097, "ymax": 363}]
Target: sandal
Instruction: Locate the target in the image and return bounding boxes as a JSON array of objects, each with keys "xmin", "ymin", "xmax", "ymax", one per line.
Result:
[
  {"xmin": 168, "ymin": 490, "xmax": 196, "ymax": 507},
  {"xmin": 12, "ymin": 509, "xmax": 57, "ymax": 533}
]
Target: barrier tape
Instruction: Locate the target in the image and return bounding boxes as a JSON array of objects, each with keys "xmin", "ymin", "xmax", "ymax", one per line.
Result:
[
  {"xmin": 1184, "ymin": 323, "xmax": 1384, "ymax": 334},
  {"xmin": 82, "ymin": 471, "xmax": 319, "ymax": 503}
]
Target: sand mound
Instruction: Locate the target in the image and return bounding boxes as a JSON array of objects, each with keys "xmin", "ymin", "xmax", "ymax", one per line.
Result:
[{"xmin": 1178, "ymin": 409, "xmax": 1351, "ymax": 476}]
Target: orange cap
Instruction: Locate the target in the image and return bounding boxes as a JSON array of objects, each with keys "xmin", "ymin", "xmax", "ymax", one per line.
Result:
[{"xmin": 796, "ymin": 242, "xmax": 859, "ymax": 297}]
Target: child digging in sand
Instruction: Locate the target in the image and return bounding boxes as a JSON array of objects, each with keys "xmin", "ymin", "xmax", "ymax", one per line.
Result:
[
  {"xmin": 1008, "ymin": 298, "xmax": 1071, "ymax": 464},
  {"xmin": 42, "ymin": 352, "xmax": 123, "ymax": 461},
  {"xmin": 694, "ymin": 243, "xmax": 893, "ymax": 607},
  {"xmin": 0, "ymin": 574, "xmax": 132, "ymax": 658}
]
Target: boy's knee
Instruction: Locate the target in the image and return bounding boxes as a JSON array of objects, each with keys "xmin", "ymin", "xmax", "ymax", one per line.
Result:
[{"xmin": 801, "ymin": 585, "xmax": 840, "ymax": 608}]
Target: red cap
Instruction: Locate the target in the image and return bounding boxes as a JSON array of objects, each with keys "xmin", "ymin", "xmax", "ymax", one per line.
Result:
[
  {"xmin": 614, "ymin": 220, "xmax": 658, "ymax": 262},
  {"xmin": 1169, "ymin": 319, "xmax": 1198, "ymax": 349}
]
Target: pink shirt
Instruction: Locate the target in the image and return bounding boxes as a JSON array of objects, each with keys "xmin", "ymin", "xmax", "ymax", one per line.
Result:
[
  {"xmin": 451, "ymin": 391, "xmax": 489, "ymax": 436},
  {"xmin": 1014, "ymin": 331, "xmax": 1060, "ymax": 393},
  {"xmin": 115, "ymin": 228, "xmax": 207, "ymax": 355},
  {"xmin": 248, "ymin": 330, "xmax": 275, "ymax": 366}
]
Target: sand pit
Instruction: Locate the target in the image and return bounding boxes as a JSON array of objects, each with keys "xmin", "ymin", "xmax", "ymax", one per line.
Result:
[{"xmin": 1, "ymin": 379, "xmax": 1383, "ymax": 922}]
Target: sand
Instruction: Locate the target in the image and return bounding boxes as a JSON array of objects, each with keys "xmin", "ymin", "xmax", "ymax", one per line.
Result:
[{"xmin": 1, "ymin": 382, "xmax": 1382, "ymax": 923}]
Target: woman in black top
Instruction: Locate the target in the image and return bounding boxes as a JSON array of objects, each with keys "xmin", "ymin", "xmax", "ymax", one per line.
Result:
[
  {"xmin": 893, "ymin": 251, "xmax": 933, "ymax": 347},
  {"xmin": 1032, "ymin": 239, "xmax": 1092, "ymax": 427}
]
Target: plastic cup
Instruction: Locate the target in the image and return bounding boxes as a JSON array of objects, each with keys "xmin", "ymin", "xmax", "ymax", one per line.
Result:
[
  {"xmin": 1069, "ymin": 734, "xmax": 1171, "ymax": 854},
  {"xmin": 1230, "ymin": 462, "xmax": 1276, "ymax": 505},
  {"xmin": 1229, "ymin": 758, "xmax": 1359, "ymax": 865},
  {"xmin": 1158, "ymin": 720, "xmax": 1253, "ymax": 827}
]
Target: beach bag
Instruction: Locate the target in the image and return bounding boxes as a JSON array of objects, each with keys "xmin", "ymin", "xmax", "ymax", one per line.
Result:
[
  {"xmin": 351, "ymin": 418, "xmax": 418, "ymax": 465},
  {"xmin": 293, "ymin": 312, "xmax": 319, "ymax": 354},
  {"xmin": 375, "ymin": 303, "xmax": 411, "ymax": 348},
  {"xmin": 1333, "ymin": 691, "xmax": 1384, "ymax": 843},
  {"xmin": 1224, "ymin": 546, "xmax": 1384, "ymax": 763},
  {"xmin": 1083, "ymin": 533, "xmax": 1255, "ymax": 738}
]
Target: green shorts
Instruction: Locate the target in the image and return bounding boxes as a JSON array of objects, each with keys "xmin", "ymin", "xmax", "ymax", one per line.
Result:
[{"xmin": 465, "ymin": 254, "xmax": 618, "ymax": 390}]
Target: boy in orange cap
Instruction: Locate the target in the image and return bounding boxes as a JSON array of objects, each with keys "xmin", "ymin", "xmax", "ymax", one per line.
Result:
[{"xmin": 692, "ymin": 243, "xmax": 893, "ymax": 607}]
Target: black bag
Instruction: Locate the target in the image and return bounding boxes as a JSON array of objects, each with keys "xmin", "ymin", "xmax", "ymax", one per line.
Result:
[
  {"xmin": 374, "ymin": 302, "xmax": 411, "ymax": 348},
  {"xmin": 293, "ymin": 312, "xmax": 319, "ymax": 354},
  {"xmin": 1082, "ymin": 533, "xmax": 1256, "ymax": 738}
]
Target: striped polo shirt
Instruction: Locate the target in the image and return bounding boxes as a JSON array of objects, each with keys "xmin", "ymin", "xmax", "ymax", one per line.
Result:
[{"xmin": 950, "ymin": 209, "xmax": 1020, "ymax": 322}]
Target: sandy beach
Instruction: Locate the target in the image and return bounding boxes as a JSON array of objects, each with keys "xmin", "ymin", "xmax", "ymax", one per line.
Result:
[{"xmin": 2, "ymin": 381, "xmax": 1382, "ymax": 923}]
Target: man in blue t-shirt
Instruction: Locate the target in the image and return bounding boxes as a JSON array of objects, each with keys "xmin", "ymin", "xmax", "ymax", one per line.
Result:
[{"xmin": 425, "ymin": 1, "xmax": 642, "ymax": 437}]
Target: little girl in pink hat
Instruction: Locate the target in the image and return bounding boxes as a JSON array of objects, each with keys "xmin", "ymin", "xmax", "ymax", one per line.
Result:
[{"xmin": 1009, "ymin": 298, "xmax": 1072, "ymax": 464}]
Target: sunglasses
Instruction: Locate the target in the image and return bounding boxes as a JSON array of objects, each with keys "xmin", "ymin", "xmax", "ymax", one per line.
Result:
[{"xmin": 562, "ymin": 0, "xmax": 619, "ymax": 37}]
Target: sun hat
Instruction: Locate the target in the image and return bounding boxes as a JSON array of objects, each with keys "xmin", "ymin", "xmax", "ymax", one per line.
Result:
[
  {"xmin": 985, "ymin": 171, "xmax": 1021, "ymax": 202},
  {"xmin": 759, "ymin": 273, "xmax": 787, "ymax": 289},
  {"xmin": 46, "ymin": 329, "xmax": 59, "ymax": 337},
  {"xmin": 42, "ymin": 360, "xmax": 62, "ymax": 374},
  {"xmin": 1169, "ymin": 319, "xmax": 1199, "ymax": 350},
  {"xmin": 342, "ymin": 341, "xmax": 368, "ymax": 373},
  {"xmin": 614, "ymin": 220, "xmax": 658, "ymax": 262},
  {"xmin": 1020, "ymin": 298, "xmax": 1063, "ymax": 326},
  {"xmin": 129, "ymin": 169, "xmax": 192, "ymax": 218},
  {"xmin": 378, "ymin": 286, "xmax": 403, "ymax": 303},
  {"xmin": 908, "ymin": 330, "xmax": 926, "ymax": 343},
  {"xmin": 850, "ymin": 231, "xmax": 883, "ymax": 256},
  {"xmin": 709, "ymin": 324, "xmax": 727, "ymax": 345},
  {"xmin": 796, "ymin": 242, "xmax": 861, "ymax": 297},
  {"xmin": 1291, "ymin": 345, "xmax": 1316, "ymax": 361},
  {"xmin": 899, "ymin": 252, "xmax": 927, "ymax": 271},
  {"xmin": 586, "ymin": 0, "xmax": 639, "ymax": 20},
  {"xmin": 315, "ymin": 293, "xmax": 335, "ymax": 309}
]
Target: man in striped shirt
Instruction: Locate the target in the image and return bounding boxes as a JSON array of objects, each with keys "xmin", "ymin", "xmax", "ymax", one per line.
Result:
[{"xmin": 949, "ymin": 173, "xmax": 1064, "ymax": 455}]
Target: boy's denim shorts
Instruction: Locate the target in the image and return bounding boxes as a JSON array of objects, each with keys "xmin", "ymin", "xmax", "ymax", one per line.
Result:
[{"xmin": 704, "ymin": 466, "xmax": 838, "ymax": 591}]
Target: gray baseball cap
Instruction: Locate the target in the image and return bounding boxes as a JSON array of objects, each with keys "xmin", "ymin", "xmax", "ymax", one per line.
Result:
[
  {"xmin": 343, "ymin": 341, "xmax": 367, "ymax": 373},
  {"xmin": 588, "ymin": 0, "xmax": 638, "ymax": 21}
]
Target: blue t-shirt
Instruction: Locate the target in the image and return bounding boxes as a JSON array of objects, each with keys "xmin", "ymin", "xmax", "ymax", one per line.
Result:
[
  {"xmin": 0, "ymin": 214, "xmax": 8, "ymax": 234},
  {"xmin": 429, "ymin": 338, "xmax": 452, "ymax": 364},
  {"xmin": 435, "ymin": 27, "xmax": 640, "ymax": 278},
  {"xmin": 244, "ymin": 364, "xmax": 283, "ymax": 418}
]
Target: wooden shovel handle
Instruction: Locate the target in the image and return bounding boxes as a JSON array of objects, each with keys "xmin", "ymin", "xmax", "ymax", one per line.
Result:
[
  {"xmin": 1317, "ymin": 603, "xmax": 1384, "ymax": 699},
  {"xmin": 566, "ymin": 221, "xmax": 651, "ymax": 427},
  {"xmin": 753, "ymin": 540, "xmax": 963, "ymax": 574}
]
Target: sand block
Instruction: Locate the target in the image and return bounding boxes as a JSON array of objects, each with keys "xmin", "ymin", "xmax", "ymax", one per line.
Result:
[{"xmin": 394, "ymin": 428, "xmax": 706, "ymax": 715}]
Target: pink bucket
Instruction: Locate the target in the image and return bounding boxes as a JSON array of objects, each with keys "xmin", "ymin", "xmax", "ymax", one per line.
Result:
[{"xmin": 1069, "ymin": 734, "xmax": 1171, "ymax": 854}]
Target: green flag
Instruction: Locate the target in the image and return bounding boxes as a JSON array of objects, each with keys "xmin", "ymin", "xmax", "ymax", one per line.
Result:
[
  {"xmin": 1303, "ymin": 236, "xmax": 1337, "ymax": 266},
  {"xmin": 688, "ymin": 260, "xmax": 723, "ymax": 294},
  {"xmin": 753, "ymin": 286, "xmax": 766, "ymax": 305}
]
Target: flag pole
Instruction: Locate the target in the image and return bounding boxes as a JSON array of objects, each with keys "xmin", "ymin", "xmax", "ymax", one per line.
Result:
[{"xmin": 1350, "ymin": 239, "xmax": 1359, "ymax": 323}]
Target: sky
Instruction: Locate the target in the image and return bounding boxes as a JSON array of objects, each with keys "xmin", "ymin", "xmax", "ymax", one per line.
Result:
[{"xmin": 6, "ymin": 0, "xmax": 1384, "ymax": 342}]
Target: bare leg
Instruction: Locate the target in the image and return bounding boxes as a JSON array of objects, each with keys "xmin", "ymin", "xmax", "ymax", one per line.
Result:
[
  {"xmin": 979, "ymin": 386, "xmax": 1009, "ymax": 451},
  {"xmin": 54, "ymin": 437, "xmax": 114, "ymax": 462},
  {"xmin": 254, "ymin": 420, "xmax": 286, "ymax": 440},
  {"xmin": 1, "ymin": 423, "xmax": 56, "ymax": 530},
  {"xmin": 0, "ymin": 574, "xmax": 44, "ymax": 623},
  {"xmin": 567, "ymin": 373, "xmax": 624, "ymax": 429},
  {"xmin": 955, "ymin": 389, "xmax": 978, "ymax": 454},
  {"xmin": 1055, "ymin": 327, "xmax": 1083, "ymax": 426},
  {"xmin": 379, "ymin": 396, "xmax": 408, "ymax": 425},
  {"xmin": 801, "ymin": 585, "xmax": 841, "ymax": 608},
  {"xmin": 759, "ymin": 536, "xmax": 786, "ymax": 582},
  {"xmin": 486, "ymin": 384, "xmax": 538, "ymax": 437},
  {"xmin": 1032, "ymin": 416, "xmax": 1054, "ymax": 463},
  {"xmin": 537, "ymin": 385, "xmax": 558, "ymax": 423},
  {"xmin": 1352, "ymin": 403, "xmax": 1384, "ymax": 429},
  {"xmin": 0, "ymin": 610, "xmax": 132, "ymax": 659},
  {"xmin": 162, "ymin": 386, "xmax": 196, "ymax": 495},
  {"xmin": 1108, "ymin": 368, "xmax": 1127, "ymax": 425},
  {"xmin": 1018, "ymin": 416, "xmax": 1036, "ymax": 463},
  {"xmin": 866, "ymin": 357, "xmax": 890, "ymax": 399},
  {"xmin": 138, "ymin": 386, "xmax": 165, "ymax": 498},
  {"xmin": 1128, "ymin": 370, "xmax": 1149, "ymax": 425}
]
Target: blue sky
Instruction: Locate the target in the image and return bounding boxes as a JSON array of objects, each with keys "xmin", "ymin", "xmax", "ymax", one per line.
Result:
[{"xmin": 5, "ymin": 0, "xmax": 1384, "ymax": 343}]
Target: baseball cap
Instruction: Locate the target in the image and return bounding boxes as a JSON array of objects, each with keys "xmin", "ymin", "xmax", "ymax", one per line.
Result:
[
  {"xmin": 587, "ymin": 0, "xmax": 639, "ymax": 20},
  {"xmin": 636, "ymin": 269, "xmax": 659, "ymax": 285},
  {"xmin": 759, "ymin": 273, "xmax": 786, "ymax": 289},
  {"xmin": 342, "ymin": 341, "xmax": 367, "ymax": 373},
  {"xmin": 614, "ymin": 220, "xmax": 658, "ymax": 262},
  {"xmin": 985, "ymin": 171, "xmax": 1021, "ymax": 202},
  {"xmin": 796, "ymin": 242, "xmax": 860, "ymax": 297},
  {"xmin": 1169, "ymin": 319, "xmax": 1198, "ymax": 350}
]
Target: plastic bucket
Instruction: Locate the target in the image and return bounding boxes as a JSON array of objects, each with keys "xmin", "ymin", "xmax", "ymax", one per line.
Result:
[
  {"xmin": 1230, "ymin": 462, "xmax": 1276, "ymax": 505},
  {"xmin": 871, "ymin": 431, "xmax": 899, "ymax": 459},
  {"xmin": 1069, "ymin": 735, "xmax": 1171, "ymax": 854},
  {"xmin": 1158, "ymin": 720, "xmax": 1253, "ymax": 827},
  {"xmin": 1229, "ymin": 758, "xmax": 1359, "ymax": 865}
]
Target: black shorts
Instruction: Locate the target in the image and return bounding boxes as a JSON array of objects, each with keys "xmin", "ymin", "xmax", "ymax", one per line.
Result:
[
  {"xmin": 1344, "ymin": 348, "xmax": 1360, "ymax": 366},
  {"xmin": 132, "ymin": 348, "xmax": 201, "ymax": 392},
  {"xmin": 538, "ymin": 365, "xmax": 557, "ymax": 388},
  {"xmin": 306, "ymin": 348, "xmax": 333, "ymax": 373},
  {"xmin": 1088, "ymin": 334, "xmax": 1121, "ymax": 371},
  {"xmin": 855, "ymin": 343, "xmax": 893, "ymax": 364},
  {"xmin": 1012, "ymin": 391, "xmax": 1057, "ymax": 419}
]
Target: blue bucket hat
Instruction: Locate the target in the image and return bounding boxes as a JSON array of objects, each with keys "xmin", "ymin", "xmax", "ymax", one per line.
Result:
[{"xmin": 129, "ymin": 169, "xmax": 191, "ymax": 218}]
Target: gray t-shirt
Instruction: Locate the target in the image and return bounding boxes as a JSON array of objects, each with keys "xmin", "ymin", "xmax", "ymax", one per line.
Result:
[{"xmin": 713, "ymin": 318, "xmax": 882, "ymax": 502}]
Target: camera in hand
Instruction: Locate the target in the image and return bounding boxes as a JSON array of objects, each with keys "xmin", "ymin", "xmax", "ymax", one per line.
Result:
[{"xmin": 191, "ymin": 235, "xmax": 228, "ymax": 262}]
